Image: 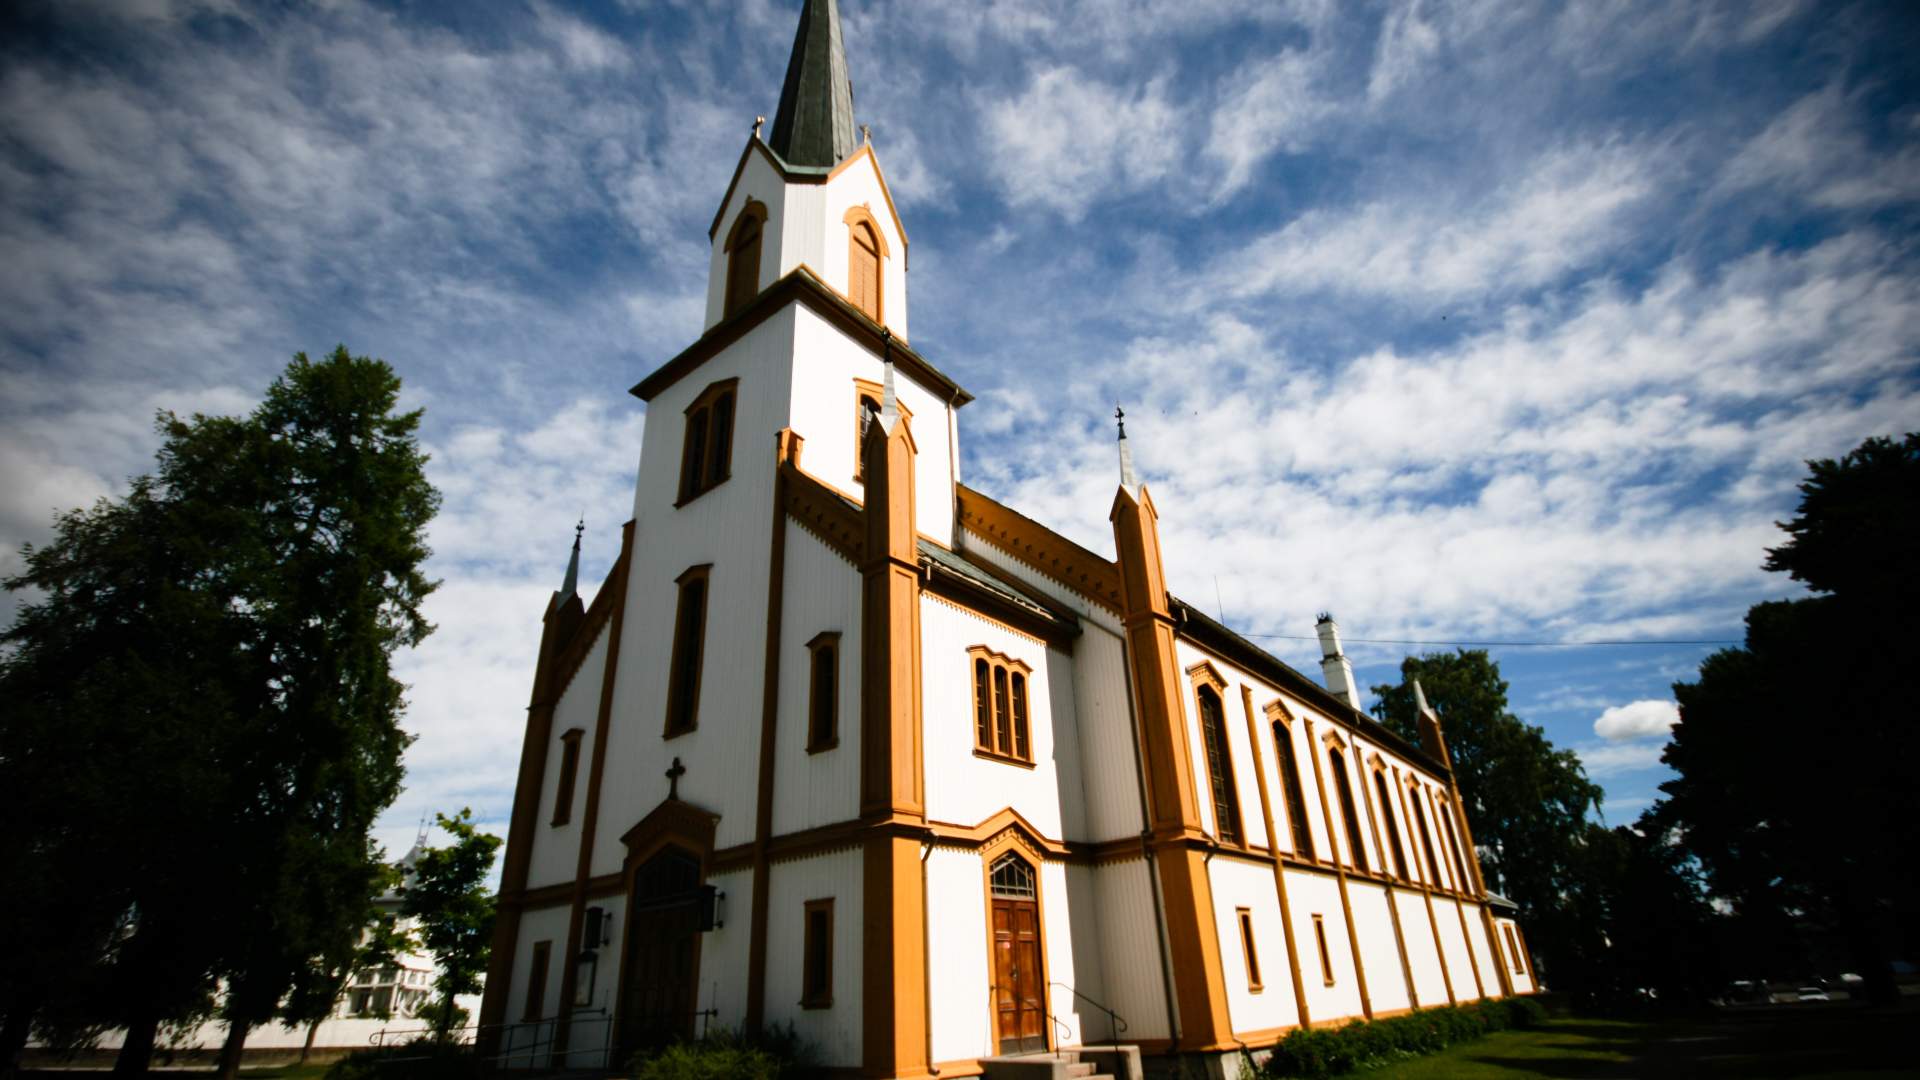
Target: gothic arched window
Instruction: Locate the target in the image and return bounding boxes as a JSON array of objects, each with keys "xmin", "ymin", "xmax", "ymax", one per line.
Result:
[
  {"xmin": 724, "ymin": 201, "xmax": 766, "ymax": 318},
  {"xmin": 969, "ymin": 647, "xmax": 1032, "ymax": 764},
  {"xmin": 1374, "ymin": 768, "xmax": 1409, "ymax": 881},
  {"xmin": 1195, "ymin": 685, "xmax": 1242, "ymax": 846},
  {"xmin": 1328, "ymin": 745, "xmax": 1369, "ymax": 873}
]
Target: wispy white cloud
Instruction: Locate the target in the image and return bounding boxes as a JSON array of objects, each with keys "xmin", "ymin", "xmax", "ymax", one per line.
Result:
[
  {"xmin": 1594, "ymin": 699, "xmax": 1680, "ymax": 741},
  {"xmin": 1576, "ymin": 740, "xmax": 1670, "ymax": 779},
  {"xmin": 980, "ymin": 66, "xmax": 1182, "ymax": 219}
]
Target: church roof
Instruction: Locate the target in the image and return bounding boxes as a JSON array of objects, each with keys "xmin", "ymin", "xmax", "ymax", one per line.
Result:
[
  {"xmin": 767, "ymin": 0, "xmax": 858, "ymax": 169},
  {"xmin": 920, "ymin": 538, "xmax": 1072, "ymax": 632}
]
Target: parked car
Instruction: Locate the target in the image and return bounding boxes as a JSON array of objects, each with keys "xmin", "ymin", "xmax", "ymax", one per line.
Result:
[{"xmin": 1796, "ymin": 986, "xmax": 1830, "ymax": 1002}]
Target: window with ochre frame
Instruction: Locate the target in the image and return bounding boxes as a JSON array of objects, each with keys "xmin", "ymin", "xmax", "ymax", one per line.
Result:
[
  {"xmin": 1268, "ymin": 703, "xmax": 1315, "ymax": 860},
  {"xmin": 678, "ymin": 379, "xmax": 737, "ymax": 505},
  {"xmin": 663, "ymin": 565, "xmax": 711, "ymax": 738},
  {"xmin": 1189, "ymin": 668, "xmax": 1243, "ymax": 846},
  {"xmin": 723, "ymin": 200, "xmax": 766, "ymax": 319},
  {"xmin": 969, "ymin": 646, "xmax": 1033, "ymax": 765},
  {"xmin": 551, "ymin": 728, "xmax": 583, "ymax": 826},
  {"xmin": 842, "ymin": 204, "xmax": 888, "ymax": 323},
  {"xmin": 805, "ymin": 631, "xmax": 840, "ymax": 753}
]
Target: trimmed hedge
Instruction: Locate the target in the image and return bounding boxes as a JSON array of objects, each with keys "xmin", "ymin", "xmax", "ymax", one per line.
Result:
[{"xmin": 1255, "ymin": 996, "xmax": 1548, "ymax": 1079}]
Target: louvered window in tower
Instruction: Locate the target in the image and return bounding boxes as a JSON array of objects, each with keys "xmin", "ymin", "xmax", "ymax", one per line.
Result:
[
  {"xmin": 852, "ymin": 220, "xmax": 879, "ymax": 317},
  {"xmin": 724, "ymin": 202, "xmax": 765, "ymax": 318}
]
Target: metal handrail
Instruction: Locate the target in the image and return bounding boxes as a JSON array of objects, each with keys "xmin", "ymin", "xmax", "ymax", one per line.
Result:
[
  {"xmin": 1048, "ymin": 982, "xmax": 1129, "ymax": 1046},
  {"xmin": 370, "ymin": 1007, "xmax": 613, "ymax": 1071}
]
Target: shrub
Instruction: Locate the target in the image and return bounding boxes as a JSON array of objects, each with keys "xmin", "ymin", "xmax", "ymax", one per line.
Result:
[
  {"xmin": 627, "ymin": 1024, "xmax": 814, "ymax": 1080},
  {"xmin": 1255, "ymin": 996, "xmax": 1550, "ymax": 1078}
]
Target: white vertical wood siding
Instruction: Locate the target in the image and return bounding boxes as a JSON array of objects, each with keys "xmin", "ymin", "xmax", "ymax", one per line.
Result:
[
  {"xmin": 919, "ymin": 596, "xmax": 1064, "ymax": 838},
  {"xmin": 1393, "ymin": 888, "xmax": 1450, "ymax": 1007},
  {"xmin": 926, "ymin": 847, "xmax": 993, "ymax": 1062},
  {"xmin": 696, "ymin": 868, "xmax": 754, "ymax": 1031},
  {"xmin": 704, "ymin": 151, "xmax": 788, "ymax": 331},
  {"xmin": 1039, "ymin": 860, "xmax": 1083, "ymax": 1047},
  {"xmin": 1089, "ymin": 858, "xmax": 1172, "ymax": 1041},
  {"xmin": 765, "ymin": 847, "xmax": 865, "ymax": 1068},
  {"xmin": 1465, "ymin": 907, "xmax": 1504, "ymax": 998},
  {"xmin": 1430, "ymin": 897, "xmax": 1482, "ymax": 1000},
  {"xmin": 1493, "ymin": 917, "xmax": 1536, "ymax": 994},
  {"xmin": 1283, "ymin": 870, "xmax": 1365, "ymax": 1023},
  {"xmin": 528, "ymin": 628, "xmax": 608, "ymax": 890},
  {"xmin": 1057, "ymin": 862, "xmax": 1113, "ymax": 1043},
  {"xmin": 820, "ymin": 154, "xmax": 910, "ymax": 340},
  {"xmin": 1346, "ymin": 881, "xmax": 1411, "ymax": 1014},
  {"xmin": 500, "ymin": 904, "xmax": 572, "ymax": 1067},
  {"xmin": 786, "ymin": 306, "xmax": 953, "ymax": 543},
  {"xmin": 1206, "ymin": 857, "xmax": 1298, "ymax": 1036},
  {"xmin": 956, "ymin": 533, "xmax": 1143, "ymax": 844},
  {"xmin": 1044, "ymin": 646, "xmax": 1089, "ymax": 841},
  {"xmin": 770, "ymin": 521, "xmax": 861, "ymax": 832},
  {"xmin": 600, "ymin": 311, "xmax": 797, "ymax": 875}
]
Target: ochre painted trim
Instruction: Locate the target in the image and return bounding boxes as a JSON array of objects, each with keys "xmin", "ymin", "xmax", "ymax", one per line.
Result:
[
  {"xmin": 959, "ymin": 485, "xmax": 1124, "ymax": 613},
  {"xmin": 1305, "ymin": 718, "xmax": 1373, "ymax": 1019},
  {"xmin": 1241, "ymin": 685, "xmax": 1312, "ymax": 1030},
  {"xmin": 826, "ymin": 143, "xmax": 911, "ymax": 259},
  {"xmin": 978, "ymin": 844, "xmax": 1053, "ymax": 1055},
  {"xmin": 1109, "ymin": 482, "xmax": 1233, "ymax": 1049},
  {"xmin": 632, "ymin": 266, "xmax": 969, "ymax": 407},
  {"xmin": 747, "ymin": 429, "xmax": 801, "ymax": 1031},
  {"xmin": 553, "ymin": 519, "xmax": 637, "ymax": 1051},
  {"xmin": 842, "ymin": 203, "xmax": 891, "ymax": 257}
]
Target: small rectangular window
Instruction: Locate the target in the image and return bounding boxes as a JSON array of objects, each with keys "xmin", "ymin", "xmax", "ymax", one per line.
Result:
[
  {"xmin": 801, "ymin": 899, "xmax": 834, "ymax": 1008},
  {"xmin": 1505, "ymin": 925, "xmax": 1525, "ymax": 974},
  {"xmin": 664, "ymin": 566, "xmax": 711, "ymax": 737},
  {"xmin": 806, "ymin": 632, "xmax": 840, "ymax": 752},
  {"xmin": 1312, "ymin": 914, "xmax": 1334, "ymax": 986},
  {"xmin": 1237, "ymin": 908, "xmax": 1263, "ymax": 992},
  {"xmin": 551, "ymin": 729, "xmax": 583, "ymax": 826},
  {"xmin": 524, "ymin": 941, "xmax": 551, "ymax": 1021}
]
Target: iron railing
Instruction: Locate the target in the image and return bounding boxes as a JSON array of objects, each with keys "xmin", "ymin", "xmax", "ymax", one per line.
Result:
[{"xmin": 1049, "ymin": 982, "xmax": 1130, "ymax": 1046}]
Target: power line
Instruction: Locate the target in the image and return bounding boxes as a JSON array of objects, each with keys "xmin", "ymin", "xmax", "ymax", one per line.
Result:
[{"xmin": 1239, "ymin": 633, "xmax": 1739, "ymax": 648}]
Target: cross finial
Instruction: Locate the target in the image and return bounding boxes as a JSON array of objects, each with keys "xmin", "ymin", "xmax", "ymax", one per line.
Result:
[
  {"xmin": 753, "ymin": 115, "xmax": 766, "ymax": 139},
  {"xmin": 665, "ymin": 757, "xmax": 686, "ymax": 800},
  {"xmin": 1116, "ymin": 404, "xmax": 1139, "ymax": 493},
  {"xmin": 1114, "ymin": 405, "xmax": 1126, "ymax": 438}
]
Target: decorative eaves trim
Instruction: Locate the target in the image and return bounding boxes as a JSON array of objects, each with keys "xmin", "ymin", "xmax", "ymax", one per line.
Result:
[{"xmin": 955, "ymin": 485, "xmax": 1124, "ymax": 613}]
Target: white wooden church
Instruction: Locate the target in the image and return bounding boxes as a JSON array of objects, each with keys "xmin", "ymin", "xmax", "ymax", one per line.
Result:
[{"xmin": 478, "ymin": 2, "xmax": 1537, "ymax": 1075}]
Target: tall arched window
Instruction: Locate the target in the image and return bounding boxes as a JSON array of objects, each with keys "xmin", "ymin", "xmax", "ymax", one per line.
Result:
[
  {"xmin": 1409, "ymin": 783, "xmax": 1444, "ymax": 886},
  {"xmin": 1374, "ymin": 769, "xmax": 1409, "ymax": 881},
  {"xmin": 843, "ymin": 205, "xmax": 888, "ymax": 323},
  {"xmin": 1195, "ymin": 685, "xmax": 1242, "ymax": 846},
  {"xmin": 724, "ymin": 201, "xmax": 766, "ymax": 318},
  {"xmin": 1269, "ymin": 707, "xmax": 1314, "ymax": 859},
  {"xmin": 1328, "ymin": 746, "xmax": 1368, "ymax": 872}
]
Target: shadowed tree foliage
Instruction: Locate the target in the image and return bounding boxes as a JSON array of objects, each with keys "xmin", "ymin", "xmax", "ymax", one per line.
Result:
[
  {"xmin": 1371, "ymin": 650, "xmax": 1605, "ymax": 993},
  {"xmin": 401, "ymin": 809, "xmax": 504, "ymax": 1040},
  {"xmin": 0, "ymin": 347, "xmax": 439, "ymax": 1077},
  {"xmin": 1661, "ymin": 433, "xmax": 1918, "ymax": 1003}
]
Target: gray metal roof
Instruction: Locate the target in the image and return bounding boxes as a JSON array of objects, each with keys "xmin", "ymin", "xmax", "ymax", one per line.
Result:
[
  {"xmin": 919, "ymin": 539, "xmax": 1068, "ymax": 628},
  {"xmin": 768, "ymin": 0, "xmax": 857, "ymax": 169}
]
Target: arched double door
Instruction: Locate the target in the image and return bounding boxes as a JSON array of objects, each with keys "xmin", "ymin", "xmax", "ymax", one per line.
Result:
[
  {"xmin": 989, "ymin": 852, "xmax": 1048, "ymax": 1055},
  {"xmin": 618, "ymin": 847, "xmax": 703, "ymax": 1057}
]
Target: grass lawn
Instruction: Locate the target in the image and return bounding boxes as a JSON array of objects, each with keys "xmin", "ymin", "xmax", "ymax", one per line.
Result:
[{"xmin": 1364, "ymin": 1006, "xmax": 1913, "ymax": 1079}]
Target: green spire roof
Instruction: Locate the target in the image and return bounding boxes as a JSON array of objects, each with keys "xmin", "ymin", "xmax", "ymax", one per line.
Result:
[{"xmin": 767, "ymin": 0, "xmax": 857, "ymax": 168}]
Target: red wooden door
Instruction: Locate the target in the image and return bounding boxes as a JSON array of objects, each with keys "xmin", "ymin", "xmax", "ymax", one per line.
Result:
[{"xmin": 992, "ymin": 898, "xmax": 1046, "ymax": 1054}]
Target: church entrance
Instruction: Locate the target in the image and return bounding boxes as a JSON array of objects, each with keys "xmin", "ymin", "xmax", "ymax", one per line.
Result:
[
  {"xmin": 618, "ymin": 847, "xmax": 703, "ymax": 1058},
  {"xmin": 989, "ymin": 852, "xmax": 1048, "ymax": 1056}
]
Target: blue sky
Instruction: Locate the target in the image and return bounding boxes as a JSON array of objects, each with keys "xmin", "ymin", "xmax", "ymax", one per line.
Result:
[{"xmin": 3, "ymin": 0, "xmax": 1916, "ymax": 859}]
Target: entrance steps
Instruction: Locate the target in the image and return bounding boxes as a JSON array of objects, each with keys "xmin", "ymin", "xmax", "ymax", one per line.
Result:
[{"xmin": 981, "ymin": 1045, "xmax": 1142, "ymax": 1080}]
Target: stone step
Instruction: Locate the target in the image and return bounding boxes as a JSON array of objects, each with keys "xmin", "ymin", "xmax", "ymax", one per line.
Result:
[{"xmin": 1065, "ymin": 1064, "xmax": 1096, "ymax": 1078}]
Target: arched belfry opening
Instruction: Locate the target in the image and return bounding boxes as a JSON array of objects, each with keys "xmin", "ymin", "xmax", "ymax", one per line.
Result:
[{"xmin": 723, "ymin": 201, "xmax": 766, "ymax": 318}]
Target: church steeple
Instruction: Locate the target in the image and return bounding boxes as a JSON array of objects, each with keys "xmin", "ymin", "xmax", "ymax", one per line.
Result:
[
  {"xmin": 767, "ymin": 0, "xmax": 857, "ymax": 168},
  {"xmin": 559, "ymin": 519, "xmax": 583, "ymax": 600}
]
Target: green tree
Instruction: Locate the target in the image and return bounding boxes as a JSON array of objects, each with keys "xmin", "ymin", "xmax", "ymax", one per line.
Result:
[
  {"xmin": 280, "ymin": 886, "xmax": 414, "ymax": 1064},
  {"xmin": 1661, "ymin": 433, "xmax": 1918, "ymax": 1003},
  {"xmin": 0, "ymin": 347, "xmax": 439, "ymax": 1076},
  {"xmin": 1370, "ymin": 650, "xmax": 1606, "ymax": 993},
  {"xmin": 401, "ymin": 809, "xmax": 504, "ymax": 1040}
]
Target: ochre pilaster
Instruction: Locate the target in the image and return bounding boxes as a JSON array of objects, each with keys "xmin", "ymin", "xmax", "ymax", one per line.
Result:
[
  {"xmin": 1110, "ymin": 484, "xmax": 1234, "ymax": 1050},
  {"xmin": 858, "ymin": 415, "xmax": 930, "ymax": 1078}
]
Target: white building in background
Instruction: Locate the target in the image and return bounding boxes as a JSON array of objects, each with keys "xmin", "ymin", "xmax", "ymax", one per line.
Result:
[{"xmin": 480, "ymin": 2, "xmax": 1538, "ymax": 1076}]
